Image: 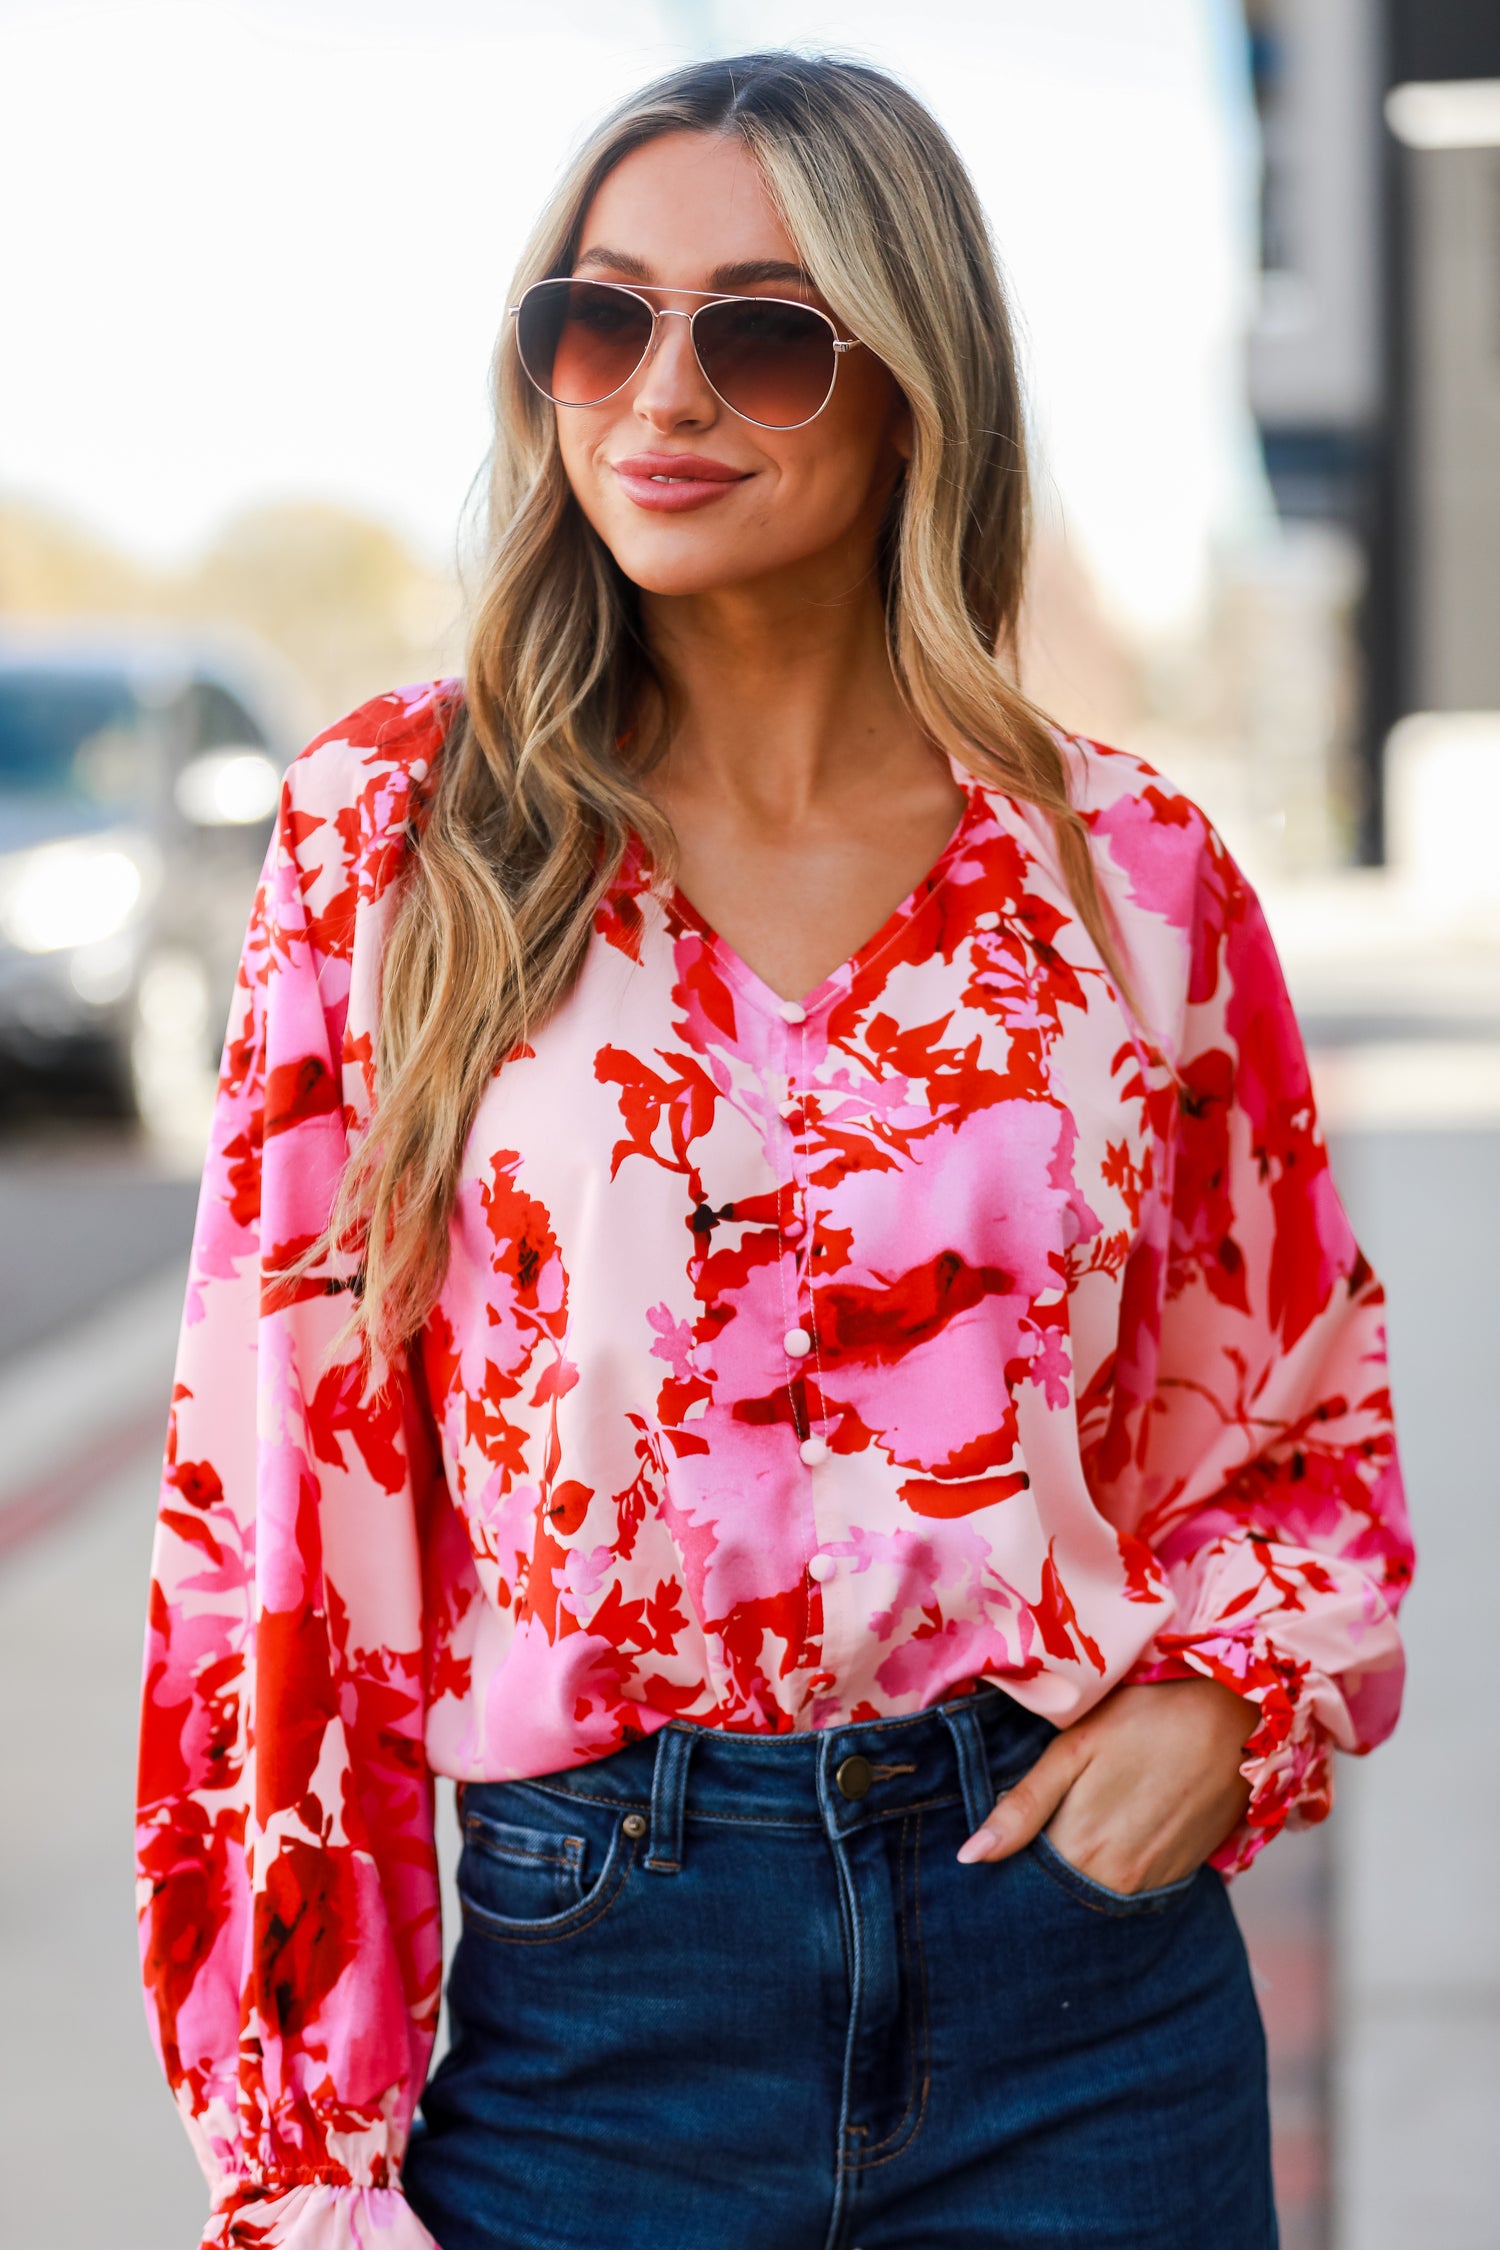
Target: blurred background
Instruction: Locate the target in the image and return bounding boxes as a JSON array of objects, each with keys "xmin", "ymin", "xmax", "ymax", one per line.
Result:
[{"xmin": 0, "ymin": 2, "xmax": 1495, "ymax": 2245}]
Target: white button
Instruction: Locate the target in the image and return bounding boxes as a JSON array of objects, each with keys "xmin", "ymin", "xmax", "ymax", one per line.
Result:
[
  {"xmin": 779, "ymin": 999, "xmax": 807, "ymax": 1024},
  {"xmin": 783, "ymin": 1326, "xmax": 812, "ymax": 1357},
  {"xmin": 782, "ymin": 1214, "xmax": 805, "ymax": 1241},
  {"xmin": 807, "ymin": 1553, "xmax": 836, "ymax": 1583},
  {"xmin": 778, "ymin": 1096, "xmax": 801, "ymax": 1119},
  {"xmin": 799, "ymin": 1435, "xmax": 829, "ymax": 1466}
]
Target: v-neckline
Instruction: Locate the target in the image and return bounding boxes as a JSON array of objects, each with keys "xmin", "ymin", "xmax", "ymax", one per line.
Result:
[{"xmin": 636, "ymin": 751, "xmax": 982, "ymax": 1022}]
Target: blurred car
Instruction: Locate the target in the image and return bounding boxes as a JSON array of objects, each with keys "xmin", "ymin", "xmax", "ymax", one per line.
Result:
[{"xmin": 0, "ymin": 630, "xmax": 294, "ymax": 1133}]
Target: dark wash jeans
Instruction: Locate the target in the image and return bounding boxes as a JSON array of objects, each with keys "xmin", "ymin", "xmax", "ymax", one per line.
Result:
[{"xmin": 403, "ymin": 1687, "xmax": 1277, "ymax": 2250}]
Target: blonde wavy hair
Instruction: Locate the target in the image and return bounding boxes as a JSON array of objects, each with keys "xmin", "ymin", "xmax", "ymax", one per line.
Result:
[{"xmin": 334, "ymin": 49, "xmax": 1126, "ymax": 1354}]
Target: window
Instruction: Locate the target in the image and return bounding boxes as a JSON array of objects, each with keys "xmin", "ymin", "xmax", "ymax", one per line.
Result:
[{"xmin": 186, "ymin": 680, "xmax": 267, "ymax": 753}]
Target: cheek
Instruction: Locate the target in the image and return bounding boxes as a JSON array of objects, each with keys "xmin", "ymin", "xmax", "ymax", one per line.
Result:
[
  {"xmin": 554, "ymin": 415, "xmax": 616, "ymax": 534},
  {"xmin": 748, "ymin": 461, "xmax": 866, "ymax": 548},
  {"xmin": 763, "ymin": 436, "xmax": 894, "ymax": 548},
  {"xmin": 774, "ymin": 375, "xmax": 904, "ymax": 531}
]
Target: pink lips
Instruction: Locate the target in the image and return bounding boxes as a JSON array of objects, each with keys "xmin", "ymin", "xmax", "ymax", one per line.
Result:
[{"xmin": 612, "ymin": 452, "xmax": 750, "ymax": 513}]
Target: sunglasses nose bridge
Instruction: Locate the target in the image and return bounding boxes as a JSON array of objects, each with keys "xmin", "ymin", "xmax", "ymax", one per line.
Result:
[
  {"xmin": 631, "ymin": 306, "xmax": 717, "ymax": 420},
  {"xmin": 642, "ymin": 304, "xmax": 692, "ymax": 369}
]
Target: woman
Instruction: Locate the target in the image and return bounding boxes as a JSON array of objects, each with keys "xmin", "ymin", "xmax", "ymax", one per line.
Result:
[{"xmin": 136, "ymin": 51, "xmax": 1412, "ymax": 2250}]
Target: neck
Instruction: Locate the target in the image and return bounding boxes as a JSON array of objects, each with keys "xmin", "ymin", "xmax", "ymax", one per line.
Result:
[{"xmin": 638, "ymin": 560, "xmax": 927, "ymax": 827}]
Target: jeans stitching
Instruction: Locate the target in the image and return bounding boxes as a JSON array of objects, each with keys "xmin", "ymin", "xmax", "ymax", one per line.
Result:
[
  {"xmin": 831, "ymin": 1793, "xmax": 962, "ymax": 1827},
  {"xmin": 647, "ymin": 1726, "xmax": 692, "ymax": 1874},
  {"xmin": 461, "ymin": 1824, "xmax": 583, "ymax": 1871},
  {"xmin": 849, "ymin": 1813, "xmax": 934, "ymax": 2169},
  {"xmin": 824, "ymin": 1733, "xmax": 867, "ymax": 2250},
  {"xmin": 495, "ymin": 1780, "xmax": 654, "ymax": 1813},
  {"xmin": 850, "ymin": 1854, "xmax": 931, "ymax": 2169},
  {"xmin": 1028, "ymin": 1832, "xmax": 1199, "ymax": 1917},
  {"xmin": 849, "ymin": 1814, "xmax": 921, "ymax": 2161},
  {"xmin": 502, "ymin": 1784, "xmax": 965, "ymax": 1828},
  {"xmin": 460, "ymin": 1835, "xmax": 639, "ymax": 1945}
]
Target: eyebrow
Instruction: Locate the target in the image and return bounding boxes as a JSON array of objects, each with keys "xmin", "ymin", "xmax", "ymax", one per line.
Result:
[{"xmin": 573, "ymin": 247, "xmax": 817, "ymax": 292}]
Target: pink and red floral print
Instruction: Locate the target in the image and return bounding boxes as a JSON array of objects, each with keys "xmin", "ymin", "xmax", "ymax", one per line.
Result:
[{"xmin": 136, "ymin": 682, "xmax": 1411, "ymax": 2246}]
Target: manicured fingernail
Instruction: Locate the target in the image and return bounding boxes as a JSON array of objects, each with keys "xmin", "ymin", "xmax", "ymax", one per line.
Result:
[{"xmin": 957, "ymin": 1828, "xmax": 997, "ymax": 1864}]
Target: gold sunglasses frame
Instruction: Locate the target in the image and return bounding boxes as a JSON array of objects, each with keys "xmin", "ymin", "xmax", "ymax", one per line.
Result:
[{"xmin": 509, "ymin": 277, "xmax": 862, "ymax": 431}]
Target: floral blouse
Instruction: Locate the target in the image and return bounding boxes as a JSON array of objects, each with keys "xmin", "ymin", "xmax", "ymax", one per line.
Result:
[{"xmin": 136, "ymin": 680, "xmax": 1411, "ymax": 2248}]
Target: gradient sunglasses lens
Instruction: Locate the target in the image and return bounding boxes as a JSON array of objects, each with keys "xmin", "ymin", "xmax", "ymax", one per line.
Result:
[
  {"xmin": 515, "ymin": 279, "xmax": 843, "ymax": 427},
  {"xmin": 515, "ymin": 279, "xmax": 655, "ymax": 406},
  {"xmin": 692, "ymin": 296, "xmax": 839, "ymax": 427}
]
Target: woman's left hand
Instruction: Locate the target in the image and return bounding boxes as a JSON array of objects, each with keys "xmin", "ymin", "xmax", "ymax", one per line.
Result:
[{"xmin": 957, "ymin": 1678, "xmax": 1258, "ymax": 1892}]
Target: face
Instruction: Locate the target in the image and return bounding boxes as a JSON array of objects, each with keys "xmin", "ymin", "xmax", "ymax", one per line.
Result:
[{"xmin": 544, "ymin": 131, "xmax": 910, "ymax": 603}]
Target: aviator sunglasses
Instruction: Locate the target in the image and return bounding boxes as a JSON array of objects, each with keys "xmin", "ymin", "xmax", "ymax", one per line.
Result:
[{"xmin": 510, "ymin": 277, "xmax": 862, "ymax": 431}]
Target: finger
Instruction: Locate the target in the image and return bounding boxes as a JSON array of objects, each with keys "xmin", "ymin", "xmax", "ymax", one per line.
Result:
[{"xmin": 957, "ymin": 1735, "xmax": 1084, "ymax": 1864}]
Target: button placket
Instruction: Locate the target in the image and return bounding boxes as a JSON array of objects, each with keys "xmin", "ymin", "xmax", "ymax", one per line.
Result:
[{"xmin": 775, "ymin": 1012, "xmax": 832, "ymax": 1487}]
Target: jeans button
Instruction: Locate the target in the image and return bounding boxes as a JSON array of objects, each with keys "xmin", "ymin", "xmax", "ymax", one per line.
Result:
[
  {"xmin": 622, "ymin": 1813, "xmax": 648, "ymax": 1838},
  {"xmin": 835, "ymin": 1754, "xmax": 874, "ymax": 1801}
]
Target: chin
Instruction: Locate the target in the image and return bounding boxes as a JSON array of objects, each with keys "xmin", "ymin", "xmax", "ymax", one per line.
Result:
[
  {"xmin": 617, "ymin": 556, "xmax": 749, "ymax": 597},
  {"xmin": 603, "ymin": 527, "xmax": 787, "ymax": 599}
]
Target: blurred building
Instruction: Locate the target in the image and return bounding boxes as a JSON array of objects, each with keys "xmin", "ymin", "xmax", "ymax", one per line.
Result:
[
  {"xmin": 1241, "ymin": 18, "xmax": 1500, "ymax": 2250},
  {"xmin": 1246, "ymin": 0, "xmax": 1500, "ymax": 863}
]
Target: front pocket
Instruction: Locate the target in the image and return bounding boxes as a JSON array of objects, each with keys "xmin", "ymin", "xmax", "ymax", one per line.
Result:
[
  {"xmin": 460, "ymin": 1815, "xmax": 589, "ymax": 1922},
  {"xmin": 457, "ymin": 1791, "xmax": 640, "ymax": 1945},
  {"xmin": 1028, "ymin": 1829, "xmax": 1202, "ymax": 1918}
]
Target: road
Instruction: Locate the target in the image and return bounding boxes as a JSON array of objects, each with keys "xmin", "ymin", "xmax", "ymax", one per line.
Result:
[
  {"xmin": 0, "ymin": 1090, "xmax": 197, "ymax": 1361},
  {"xmin": 0, "ymin": 1108, "xmax": 1492, "ymax": 2250}
]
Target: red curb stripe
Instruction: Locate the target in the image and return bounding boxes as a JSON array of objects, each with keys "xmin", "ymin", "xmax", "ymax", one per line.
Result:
[{"xmin": 0, "ymin": 1405, "xmax": 167, "ymax": 1561}]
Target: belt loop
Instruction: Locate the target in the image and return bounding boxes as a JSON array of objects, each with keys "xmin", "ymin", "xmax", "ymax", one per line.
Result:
[
  {"xmin": 942, "ymin": 1699, "xmax": 995, "ymax": 1837},
  {"xmin": 646, "ymin": 1724, "xmax": 693, "ymax": 1874}
]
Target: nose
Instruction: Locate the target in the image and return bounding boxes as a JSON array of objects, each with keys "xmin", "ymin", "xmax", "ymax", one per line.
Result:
[{"xmin": 632, "ymin": 308, "xmax": 719, "ymax": 434}]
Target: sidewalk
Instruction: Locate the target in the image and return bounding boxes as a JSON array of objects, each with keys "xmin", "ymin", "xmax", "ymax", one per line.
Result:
[
  {"xmin": 1261, "ymin": 864, "xmax": 1500, "ymax": 2244},
  {"xmin": 1326, "ymin": 1127, "xmax": 1500, "ymax": 2250},
  {"xmin": 0, "ymin": 1445, "xmax": 208, "ymax": 2250}
]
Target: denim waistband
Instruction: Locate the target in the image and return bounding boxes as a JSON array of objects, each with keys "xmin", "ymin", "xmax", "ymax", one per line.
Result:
[{"xmin": 461, "ymin": 1686, "xmax": 1057, "ymax": 1872}]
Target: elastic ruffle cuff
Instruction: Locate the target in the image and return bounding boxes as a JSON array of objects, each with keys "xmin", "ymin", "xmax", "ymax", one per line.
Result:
[
  {"xmin": 1125, "ymin": 1629, "xmax": 1335, "ymax": 1876},
  {"xmin": 203, "ymin": 2181, "xmax": 439, "ymax": 2249}
]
